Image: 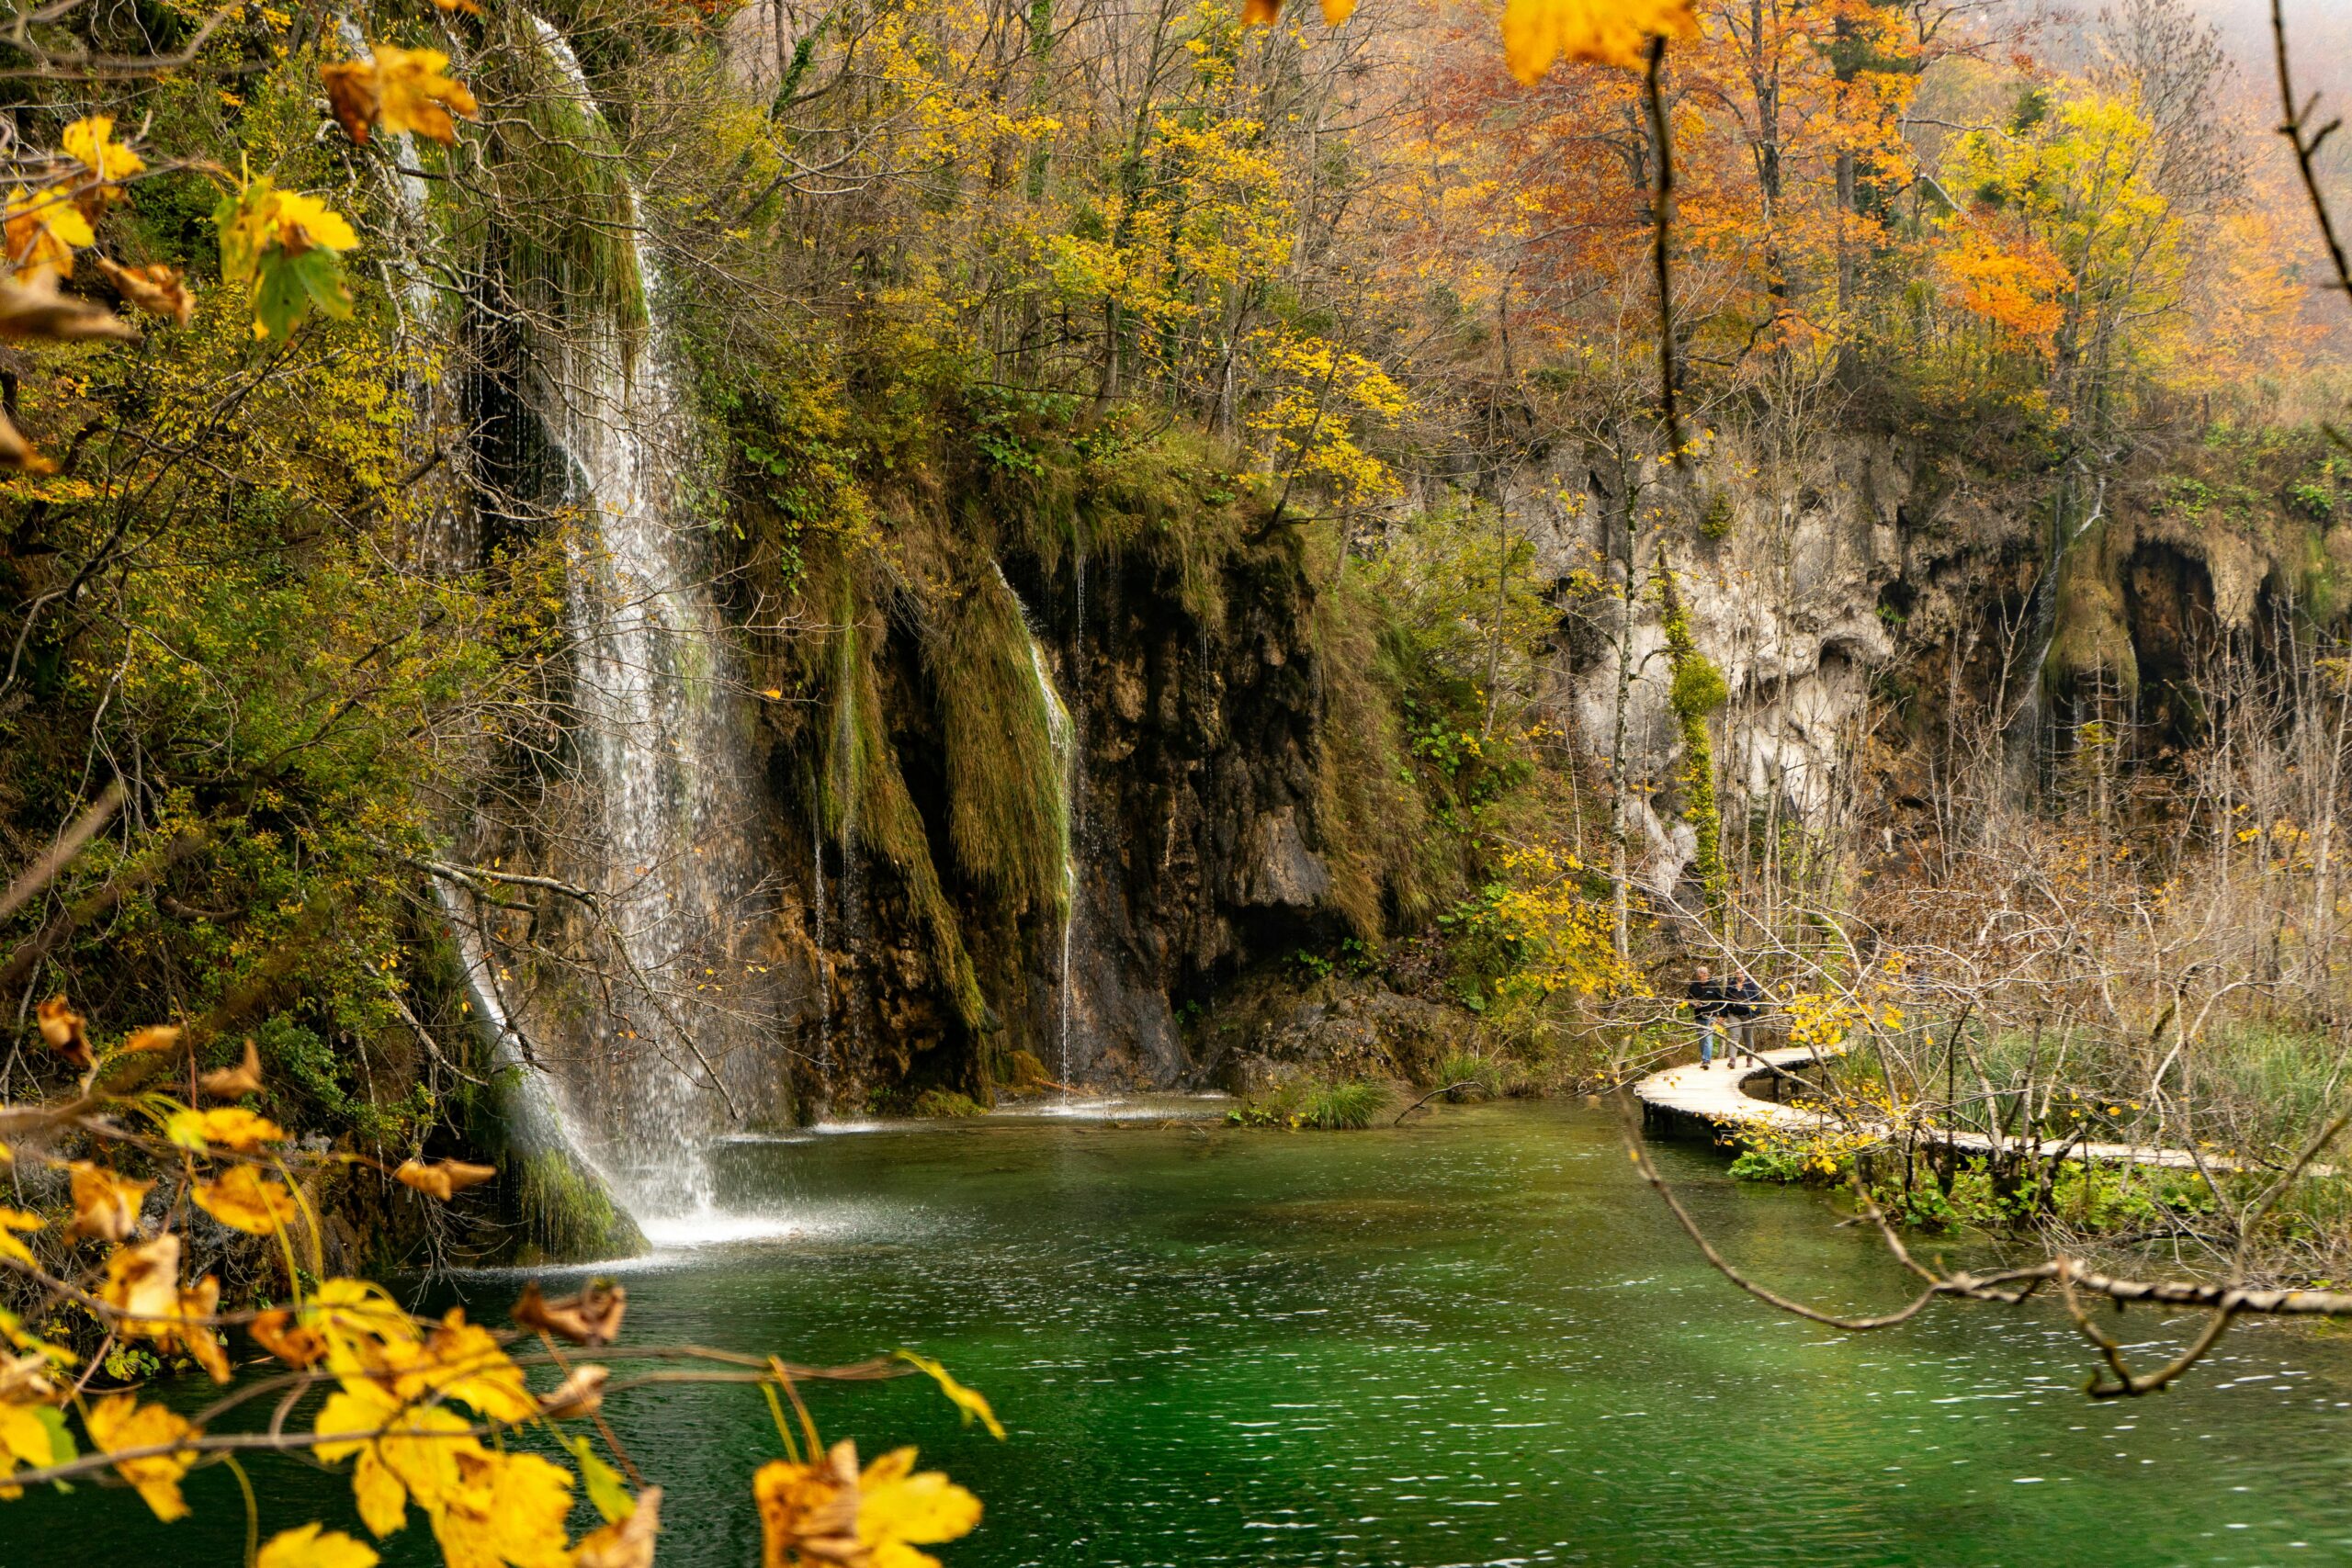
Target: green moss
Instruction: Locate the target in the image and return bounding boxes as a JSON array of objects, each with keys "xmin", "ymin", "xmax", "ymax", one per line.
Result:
[
  {"xmin": 1658, "ymin": 570, "xmax": 1727, "ymax": 910},
  {"xmin": 485, "ymin": 13, "xmax": 648, "ymax": 330},
  {"xmin": 927, "ymin": 567, "xmax": 1070, "ymax": 917},
  {"xmin": 911, "ymin": 1088, "xmax": 986, "ymax": 1118}
]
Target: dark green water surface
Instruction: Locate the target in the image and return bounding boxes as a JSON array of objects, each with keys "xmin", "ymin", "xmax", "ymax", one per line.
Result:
[{"xmin": 14, "ymin": 1099, "xmax": 2352, "ymax": 1566}]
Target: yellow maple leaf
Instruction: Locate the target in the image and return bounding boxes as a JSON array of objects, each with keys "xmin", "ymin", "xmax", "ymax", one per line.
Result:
[
  {"xmin": 1499, "ymin": 0, "xmax": 1696, "ymax": 81},
  {"xmin": 756, "ymin": 1439, "xmax": 979, "ymax": 1568},
  {"xmin": 85, "ymin": 1393, "xmax": 198, "ymax": 1521},
  {"xmin": 193, "ymin": 1165, "xmax": 300, "ymax": 1235},
  {"xmin": 166, "ymin": 1104, "xmax": 289, "ymax": 1152},
  {"xmin": 315, "ymin": 1377, "xmax": 477, "ymax": 1537},
  {"xmin": 258, "ymin": 1524, "xmax": 381, "ymax": 1568},
  {"xmin": 3, "ymin": 187, "xmax": 93, "ymax": 283},
  {"xmin": 375, "ymin": 47, "xmax": 480, "ymax": 145},
  {"xmin": 68, "ymin": 1161, "xmax": 153, "ymax": 1241},
  {"xmin": 434, "ymin": 1448, "xmax": 575, "ymax": 1568},
  {"xmin": 61, "ymin": 116, "xmax": 144, "ymax": 184}
]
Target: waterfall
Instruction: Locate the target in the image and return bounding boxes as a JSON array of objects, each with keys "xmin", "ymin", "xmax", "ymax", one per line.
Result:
[
  {"xmin": 998, "ymin": 565, "xmax": 1080, "ymax": 1088},
  {"xmin": 510, "ymin": 18, "xmax": 769, "ymax": 1232}
]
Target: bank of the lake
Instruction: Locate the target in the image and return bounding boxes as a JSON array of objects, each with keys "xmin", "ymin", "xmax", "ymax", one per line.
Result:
[{"xmin": 16, "ymin": 1100, "xmax": 2352, "ymax": 1567}]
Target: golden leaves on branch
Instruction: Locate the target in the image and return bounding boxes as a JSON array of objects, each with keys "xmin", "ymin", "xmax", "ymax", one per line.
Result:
[
  {"xmin": 512, "ymin": 1279, "xmax": 627, "ymax": 1346},
  {"xmin": 212, "ymin": 176, "xmax": 360, "ymax": 341},
  {"xmin": 1498, "ymin": 0, "xmax": 1695, "ymax": 80},
  {"xmin": 60, "ymin": 117, "xmax": 144, "ymax": 199},
  {"xmin": 67, "ymin": 1161, "xmax": 153, "ymax": 1242},
  {"xmin": 85, "ymin": 1393, "xmax": 198, "ymax": 1521},
  {"xmin": 753, "ymin": 1440, "xmax": 980, "ymax": 1568},
  {"xmin": 394, "ymin": 1156, "xmax": 496, "ymax": 1201},
  {"xmin": 322, "ymin": 47, "xmax": 480, "ymax": 146}
]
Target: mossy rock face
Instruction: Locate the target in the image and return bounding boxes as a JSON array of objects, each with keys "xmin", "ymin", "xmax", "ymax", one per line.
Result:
[{"xmin": 512, "ymin": 1148, "xmax": 647, "ymax": 1264}]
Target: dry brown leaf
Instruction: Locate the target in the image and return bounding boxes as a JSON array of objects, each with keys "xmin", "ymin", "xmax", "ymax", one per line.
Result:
[
  {"xmin": 120, "ymin": 1024, "xmax": 181, "ymax": 1055},
  {"xmin": 198, "ymin": 1038, "xmax": 264, "ymax": 1100},
  {"xmin": 35, "ymin": 996, "xmax": 88, "ymax": 1067},
  {"xmin": 511, "ymin": 1279, "xmax": 627, "ymax": 1346},
  {"xmin": 0, "ymin": 408, "xmax": 52, "ymax": 475},
  {"xmin": 539, "ymin": 1362, "xmax": 609, "ymax": 1419},
  {"xmin": 69, "ymin": 1161, "xmax": 153, "ymax": 1242},
  {"xmin": 394, "ymin": 1157, "xmax": 496, "ymax": 1201},
  {"xmin": 320, "ymin": 60, "xmax": 379, "ymax": 145},
  {"xmin": 92, "ymin": 255, "xmax": 192, "ymax": 327},
  {"xmin": 0, "ymin": 273, "xmax": 134, "ymax": 340},
  {"xmin": 250, "ymin": 1307, "xmax": 326, "ymax": 1369},
  {"xmin": 431, "ymin": 0, "xmax": 486, "ymax": 14},
  {"xmin": 572, "ymin": 1485, "xmax": 661, "ymax": 1568}
]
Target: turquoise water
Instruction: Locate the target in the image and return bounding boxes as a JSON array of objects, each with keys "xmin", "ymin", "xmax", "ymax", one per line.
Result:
[{"xmin": 13, "ymin": 1099, "xmax": 2352, "ymax": 1566}]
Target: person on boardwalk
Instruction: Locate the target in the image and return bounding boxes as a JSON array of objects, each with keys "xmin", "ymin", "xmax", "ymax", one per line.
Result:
[
  {"xmin": 1723, "ymin": 969, "xmax": 1763, "ymax": 1066},
  {"xmin": 1687, "ymin": 965, "xmax": 1730, "ymax": 1069}
]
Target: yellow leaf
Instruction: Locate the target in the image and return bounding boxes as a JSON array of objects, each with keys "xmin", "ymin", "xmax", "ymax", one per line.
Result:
[
  {"xmin": 120, "ymin": 1024, "xmax": 182, "ymax": 1055},
  {"xmin": 35, "ymin": 995, "xmax": 89, "ymax": 1068},
  {"xmin": 1240, "ymin": 0, "xmax": 1281, "ymax": 20},
  {"xmin": 1320, "ymin": 0, "xmax": 1356, "ymax": 21},
  {"xmin": 61, "ymin": 117, "xmax": 144, "ymax": 184},
  {"xmin": 268, "ymin": 190, "xmax": 359, "ymax": 255},
  {"xmin": 857, "ymin": 1447, "xmax": 982, "ymax": 1563},
  {"xmin": 166, "ymin": 1105, "xmax": 288, "ymax": 1152},
  {"xmin": 893, "ymin": 1349, "xmax": 1005, "ymax": 1439},
  {"xmin": 2, "ymin": 187, "xmax": 92, "ymax": 283},
  {"xmin": 374, "ymin": 47, "xmax": 480, "ymax": 145},
  {"xmin": 98, "ymin": 1235, "xmax": 181, "ymax": 1334},
  {"xmin": 0, "ymin": 1207, "xmax": 41, "ymax": 1269},
  {"xmin": 394, "ymin": 1157, "xmax": 496, "ymax": 1201},
  {"xmin": 85, "ymin": 1393, "xmax": 198, "ymax": 1522},
  {"xmin": 0, "ymin": 1399, "xmax": 53, "ymax": 1499},
  {"xmin": 69, "ymin": 1162, "xmax": 153, "ymax": 1243},
  {"xmin": 571, "ymin": 1484, "xmax": 661, "ymax": 1568},
  {"xmin": 259, "ymin": 1524, "xmax": 381, "ymax": 1568},
  {"xmin": 193, "ymin": 1165, "xmax": 300, "ymax": 1235},
  {"xmin": 1499, "ymin": 0, "xmax": 1695, "ymax": 81}
]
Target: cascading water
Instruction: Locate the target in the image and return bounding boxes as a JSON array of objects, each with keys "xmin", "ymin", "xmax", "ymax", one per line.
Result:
[
  {"xmin": 504, "ymin": 19, "xmax": 776, "ymax": 1235},
  {"xmin": 998, "ymin": 565, "xmax": 1080, "ymax": 1088}
]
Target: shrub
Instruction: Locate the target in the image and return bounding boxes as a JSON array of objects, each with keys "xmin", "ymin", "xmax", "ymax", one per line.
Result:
[
  {"xmin": 1435, "ymin": 1052, "xmax": 1504, "ymax": 1100},
  {"xmin": 1297, "ymin": 1077, "xmax": 1396, "ymax": 1129}
]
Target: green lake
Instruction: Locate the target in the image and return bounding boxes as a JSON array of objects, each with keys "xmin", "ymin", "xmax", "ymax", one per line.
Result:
[{"xmin": 14, "ymin": 1098, "xmax": 2352, "ymax": 1566}]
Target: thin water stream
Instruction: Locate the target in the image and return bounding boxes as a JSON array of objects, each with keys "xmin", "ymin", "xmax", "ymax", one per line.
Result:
[{"xmin": 20, "ymin": 1101, "xmax": 2352, "ymax": 1565}]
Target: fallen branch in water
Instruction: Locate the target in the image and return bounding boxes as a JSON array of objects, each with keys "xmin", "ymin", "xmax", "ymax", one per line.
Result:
[{"xmin": 1394, "ymin": 1082, "xmax": 1487, "ymax": 1124}]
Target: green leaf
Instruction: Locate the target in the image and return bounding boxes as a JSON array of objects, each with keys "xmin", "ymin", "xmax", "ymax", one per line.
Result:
[
  {"xmin": 31, "ymin": 1404, "xmax": 74, "ymax": 1467},
  {"xmin": 566, "ymin": 1435, "xmax": 635, "ymax": 1524},
  {"xmin": 253, "ymin": 248, "xmax": 350, "ymax": 342},
  {"xmin": 894, "ymin": 1348, "xmax": 1006, "ymax": 1439}
]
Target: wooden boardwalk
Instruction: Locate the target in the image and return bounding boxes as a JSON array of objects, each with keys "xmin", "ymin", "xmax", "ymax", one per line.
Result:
[{"xmin": 1632, "ymin": 1043, "xmax": 2233, "ymax": 1174}]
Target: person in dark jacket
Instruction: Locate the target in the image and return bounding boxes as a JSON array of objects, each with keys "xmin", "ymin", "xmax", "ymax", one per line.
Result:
[
  {"xmin": 1723, "ymin": 970, "xmax": 1763, "ymax": 1065},
  {"xmin": 1687, "ymin": 965, "xmax": 1729, "ymax": 1069}
]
